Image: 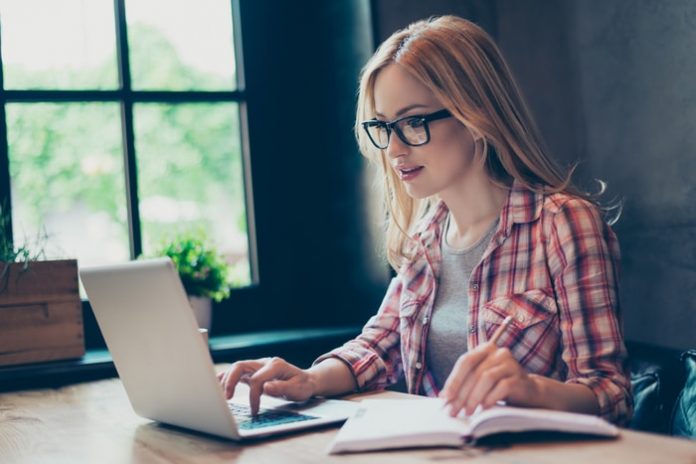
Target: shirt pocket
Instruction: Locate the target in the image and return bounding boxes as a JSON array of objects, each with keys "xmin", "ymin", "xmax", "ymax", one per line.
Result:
[{"xmin": 480, "ymin": 289, "xmax": 559, "ymax": 370}]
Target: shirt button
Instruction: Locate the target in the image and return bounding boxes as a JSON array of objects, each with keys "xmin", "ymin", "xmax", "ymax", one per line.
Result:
[
  {"xmin": 415, "ymin": 362, "xmax": 423, "ymax": 370},
  {"xmin": 469, "ymin": 324, "xmax": 476, "ymax": 334},
  {"xmin": 422, "ymin": 315, "xmax": 429, "ymax": 324},
  {"xmin": 470, "ymin": 282, "xmax": 479, "ymax": 290}
]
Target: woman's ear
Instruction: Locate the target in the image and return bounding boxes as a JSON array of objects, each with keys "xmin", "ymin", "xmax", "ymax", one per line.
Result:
[
  {"xmin": 463, "ymin": 124, "xmax": 487, "ymax": 165},
  {"xmin": 471, "ymin": 134, "xmax": 487, "ymax": 166}
]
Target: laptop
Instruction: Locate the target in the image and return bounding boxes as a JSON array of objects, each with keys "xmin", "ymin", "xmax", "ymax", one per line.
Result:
[{"xmin": 80, "ymin": 257, "xmax": 358, "ymax": 440}]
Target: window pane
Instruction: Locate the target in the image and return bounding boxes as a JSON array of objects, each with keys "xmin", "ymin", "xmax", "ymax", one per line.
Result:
[
  {"xmin": 0, "ymin": 0, "xmax": 118, "ymax": 90},
  {"xmin": 7, "ymin": 103, "xmax": 129, "ymax": 265},
  {"xmin": 125, "ymin": 0, "xmax": 236, "ymax": 91},
  {"xmin": 135, "ymin": 103, "xmax": 250, "ymax": 286}
]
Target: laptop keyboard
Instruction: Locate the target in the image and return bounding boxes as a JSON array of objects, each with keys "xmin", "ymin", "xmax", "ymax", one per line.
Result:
[{"xmin": 228, "ymin": 403, "xmax": 318, "ymax": 430}]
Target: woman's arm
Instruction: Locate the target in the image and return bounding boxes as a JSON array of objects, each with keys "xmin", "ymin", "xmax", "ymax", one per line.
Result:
[
  {"xmin": 312, "ymin": 276, "xmax": 406, "ymax": 392},
  {"xmin": 546, "ymin": 197, "xmax": 632, "ymax": 423},
  {"xmin": 219, "ymin": 276, "xmax": 405, "ymax": 414},
  {"xmin": 306, "ymin": 358, "xmax": 358, "ymax": 396},
  {"xmin": 529, "ymin": 374, "xmax": 599, "ymax": 414}
]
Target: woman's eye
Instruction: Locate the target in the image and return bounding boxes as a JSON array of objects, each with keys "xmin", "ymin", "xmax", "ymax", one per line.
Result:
[{"xmin": 406, "ymin": 118, "xmax": 425, "ymax": 128}]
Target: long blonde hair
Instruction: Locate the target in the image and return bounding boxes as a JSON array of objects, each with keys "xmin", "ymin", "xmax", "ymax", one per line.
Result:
[{"xmin": 356, "ymin": 16, "xmax": 590, "ymax": 271}]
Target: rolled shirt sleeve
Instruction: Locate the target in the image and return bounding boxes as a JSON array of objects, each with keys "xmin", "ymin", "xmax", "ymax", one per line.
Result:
[
  {"xmin": 313, "ymin": 277, "xmax": 404, "ymax": 392},
  {"xmin": 546, "ymin": 197, "xmax": 633, "ymax": 424}
]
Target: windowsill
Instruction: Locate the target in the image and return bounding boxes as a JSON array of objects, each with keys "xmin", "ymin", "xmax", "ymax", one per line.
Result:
[{"xmin": 0, "ymin": 326, "xmax": 360, "ymax": 393}]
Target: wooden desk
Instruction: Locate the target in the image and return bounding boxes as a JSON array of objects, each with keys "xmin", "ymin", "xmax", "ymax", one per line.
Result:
[{"xmin": 1, "ymin": 375, "xmax": 695, "ymax": 464}]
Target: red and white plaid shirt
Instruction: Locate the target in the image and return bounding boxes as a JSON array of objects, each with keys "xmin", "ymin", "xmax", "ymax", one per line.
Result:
[{"xmin": 317, "ymin": 181, "xmax": 632, "ymax": 424}]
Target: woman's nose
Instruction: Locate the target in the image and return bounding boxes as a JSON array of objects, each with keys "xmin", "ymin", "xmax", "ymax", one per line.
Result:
[{"xmin": 385, "ymin": 132, "xmax": 409, "ymax": 159}]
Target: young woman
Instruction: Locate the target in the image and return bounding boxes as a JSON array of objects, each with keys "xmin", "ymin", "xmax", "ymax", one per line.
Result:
[{"xmin": 219, "ymin": 15, "xmax": 632, "ymax": 425}]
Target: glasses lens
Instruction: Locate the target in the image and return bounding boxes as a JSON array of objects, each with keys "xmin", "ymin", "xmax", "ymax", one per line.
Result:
[
  {"xmin": 397, "ymin": 117, "xmax": 428, "ymax": 146},
  {"xmin": 365, "ymin": 123, "xmax": 389, "ymax": 148}
]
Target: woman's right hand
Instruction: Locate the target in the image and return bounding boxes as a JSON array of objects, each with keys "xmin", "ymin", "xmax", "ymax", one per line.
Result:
[{"xmin": 217, "ymin": 357, "xmax": 316, "ymax": 415}]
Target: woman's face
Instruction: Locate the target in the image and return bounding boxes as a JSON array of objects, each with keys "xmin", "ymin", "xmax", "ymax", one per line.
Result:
[{"xmin": 372, "ymin": 64, "xmax": 480, "ymax": 200}]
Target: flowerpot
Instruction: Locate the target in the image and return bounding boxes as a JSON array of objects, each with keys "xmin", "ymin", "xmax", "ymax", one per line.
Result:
[
  {"xmin": 188, "ymin": 295, "xmax": 212, "ymax": 331},
  {"xmin": 0, "ymin": 259, "xmax": 84, "ymax": 366}
]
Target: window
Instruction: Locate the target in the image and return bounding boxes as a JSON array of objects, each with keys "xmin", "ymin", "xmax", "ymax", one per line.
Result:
[
  {"xmin": 0, "ymin": 0, "xmax": 254, "ymax": 287},
  {"xmin": 1, "ymin": 1, "xmax": 386, "ymax": 345}
]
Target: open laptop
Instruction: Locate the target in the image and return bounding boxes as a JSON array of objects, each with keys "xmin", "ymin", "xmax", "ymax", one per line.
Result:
[{"xmin": 80, "ymin": 257, "xmax": 358, "ymax": 440}]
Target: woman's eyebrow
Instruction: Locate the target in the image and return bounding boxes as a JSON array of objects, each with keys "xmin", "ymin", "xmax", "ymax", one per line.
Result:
[{"xmin": 374, "ymin": 103, "xmax": 430, "ymax": 119}]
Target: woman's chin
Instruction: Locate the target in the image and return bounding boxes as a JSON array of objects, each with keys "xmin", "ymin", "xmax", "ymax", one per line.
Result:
[{"xmin": 404, "ymin": 187, "xmax": 434, "ymax": 200}]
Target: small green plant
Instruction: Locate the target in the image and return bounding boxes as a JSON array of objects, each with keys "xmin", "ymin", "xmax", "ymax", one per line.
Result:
[
  {"xmin": 0, "ymin": 205, "xmax": 48, "ymax": 292},
  {"xmin": 0, "ymin": 207, "xmax": 46, "ymax": 264},
  {"xmin": 153, "ymin": 230, "xmax": 232, "ymax": 303}
]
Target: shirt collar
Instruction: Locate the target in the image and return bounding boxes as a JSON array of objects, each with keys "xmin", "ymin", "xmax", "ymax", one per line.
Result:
[
  {"xmin": 500, "ymin": 179, "xmax": 544, "ymax": 231},
  {"xmin": 418, "ymin": 179, "xmax": 544, "ymax": 246}
]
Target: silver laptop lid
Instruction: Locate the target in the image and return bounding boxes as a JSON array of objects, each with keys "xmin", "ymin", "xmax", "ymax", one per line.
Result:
[{"xmin": 80, "ymin": 258, "xmax": 240, "ymax": 439}]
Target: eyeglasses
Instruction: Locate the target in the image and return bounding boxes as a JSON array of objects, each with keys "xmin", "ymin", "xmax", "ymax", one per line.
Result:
[{"xmin": 361, "ymin": 109, "xmax": 452, "ymax": 149}]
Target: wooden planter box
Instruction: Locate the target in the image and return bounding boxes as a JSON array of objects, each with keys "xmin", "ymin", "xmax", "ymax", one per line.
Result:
[{"xmin": 0, "ymin": 259, "xmax": 84, "ymax": 367}]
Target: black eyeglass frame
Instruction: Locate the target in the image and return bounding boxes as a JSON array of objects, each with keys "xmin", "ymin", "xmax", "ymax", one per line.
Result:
[{"xmin": 361, "ymin": 109, "xmax": 453, "ymax": 149}]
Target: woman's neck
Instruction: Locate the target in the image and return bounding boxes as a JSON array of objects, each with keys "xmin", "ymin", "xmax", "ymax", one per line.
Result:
[{"xmin": 440, "ymin": 176, "xmax": 508, "ymax": 249}]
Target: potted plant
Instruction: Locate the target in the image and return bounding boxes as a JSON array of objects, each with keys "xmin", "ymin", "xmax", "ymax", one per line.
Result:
[
  {"xmin": 0, "ymin": 210, "xmax": 84, "ymax": 366},
  {"xmin": 153, "ymin": 230, "xmax": 232, "ymax": 331}
]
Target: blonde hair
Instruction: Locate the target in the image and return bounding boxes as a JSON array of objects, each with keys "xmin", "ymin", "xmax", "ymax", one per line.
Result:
[{"xmin": 356, "ymin": 16, "xmax": 591, "ymax": 271}]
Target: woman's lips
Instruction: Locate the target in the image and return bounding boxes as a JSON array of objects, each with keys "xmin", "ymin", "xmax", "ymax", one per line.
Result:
[{"xmin": 398, "ymin": 166, "xmax": 424, "ymax": 181}]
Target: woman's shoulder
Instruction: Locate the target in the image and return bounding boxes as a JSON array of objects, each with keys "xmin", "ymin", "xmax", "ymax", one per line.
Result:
[
  {"xmin": 505, "ymin": 182, "xmax": 603, "ymax": 227},
  {"xmin": 541, "ymin": 190, "xmax": 596, "ymax": 213},
  {"xmin": 539, "ymin": 190, "xmax": 615, "ymax": 245}
]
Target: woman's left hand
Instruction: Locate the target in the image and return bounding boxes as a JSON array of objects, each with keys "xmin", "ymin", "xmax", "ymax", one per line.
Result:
[{"xmin": 439, "ymin": 341, "xmax": 541, "ymax": 417}]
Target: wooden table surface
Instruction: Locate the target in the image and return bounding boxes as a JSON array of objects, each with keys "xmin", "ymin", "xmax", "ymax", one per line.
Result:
[{"xmin": 1, "ymin": 371, "xmax": 696, "ymax": 464}]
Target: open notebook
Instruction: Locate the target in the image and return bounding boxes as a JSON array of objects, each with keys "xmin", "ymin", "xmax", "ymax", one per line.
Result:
[{"xmin": 327, "ymin": 398, "xmax": 619, "ymax": 454}]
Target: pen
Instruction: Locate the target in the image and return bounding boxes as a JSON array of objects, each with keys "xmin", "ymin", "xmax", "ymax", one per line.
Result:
[{"xmin": 489, "ymin": 315, "xmax": 513, "ymax": 346}]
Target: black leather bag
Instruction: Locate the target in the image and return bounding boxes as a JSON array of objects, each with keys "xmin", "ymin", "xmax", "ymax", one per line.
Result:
[
  {"xmin": 671, "ymin": 350, "xmax": 696, "ymax": 438},
  {"xmin": 631, "ymin": 370, "xmax": 664, "ymax": 432},
  {"xmin": 628, "ymin": 342, "xmax": 683, "ymax": 434}
]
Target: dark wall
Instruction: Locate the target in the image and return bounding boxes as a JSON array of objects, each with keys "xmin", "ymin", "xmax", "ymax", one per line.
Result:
[
  {"xmin": 373, "ymin": 0, "xmax": 696, "ymax": 350},
  {"xmin": 372, "ymin": 0, "xmax": 497, "ymax": 40}
]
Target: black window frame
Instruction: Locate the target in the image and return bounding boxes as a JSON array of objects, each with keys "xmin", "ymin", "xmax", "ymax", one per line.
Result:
[
  {"xmin": 0, "ymin": 0, "xmax": 259, "ymax": 348},
  {"xmin": 0, "ymin": 0, "xmax": 255, "ymax": 265}
]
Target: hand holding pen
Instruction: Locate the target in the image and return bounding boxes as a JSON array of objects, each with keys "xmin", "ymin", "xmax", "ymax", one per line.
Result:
[
  {"xmin": 439, "ymin": 315, "xmax": 541, "ymax": 417},
  {"xmin": 488, "ymin": 314, "xmax": 514, "ymax": 346}
]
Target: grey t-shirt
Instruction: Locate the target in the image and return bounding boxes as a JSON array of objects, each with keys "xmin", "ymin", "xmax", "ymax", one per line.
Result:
[{"xmin": 425, "ymin": 214, "xmax": 499, "ymax": 389}]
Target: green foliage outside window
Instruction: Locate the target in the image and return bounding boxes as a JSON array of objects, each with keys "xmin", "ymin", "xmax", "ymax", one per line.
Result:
[
  {"xmin": 7, "ymin": 24, "xmax": 241, "ymax": 227},
  {"xmin": 4, "ymin": 24, "xmax": 250, "ymax": 286}
]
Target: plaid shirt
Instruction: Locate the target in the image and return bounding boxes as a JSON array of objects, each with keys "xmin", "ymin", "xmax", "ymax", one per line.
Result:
[{"xmin": 316, "ymin": 181, "xmax": 632, "ymax": 424}]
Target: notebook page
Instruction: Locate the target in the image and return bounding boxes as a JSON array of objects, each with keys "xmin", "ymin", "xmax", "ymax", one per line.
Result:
[
  {"xmin": 467, "ymin": 405, "xmax": 619, "ymax": 438},
  {"xmin": 327, "ymin": 398, "xmax": 468, "ymax": 454}
]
